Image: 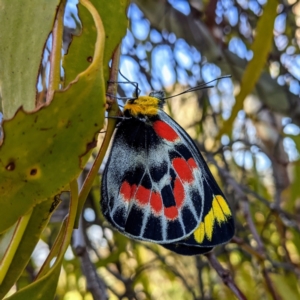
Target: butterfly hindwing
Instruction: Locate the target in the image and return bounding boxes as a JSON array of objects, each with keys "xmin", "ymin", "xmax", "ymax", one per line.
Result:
[
  {"xmin": 162, "ymin": 193, "xmax": 234, "ymax": 255},
  {"xmin": 157, "ymin": 112, "xmax": 235, "ymax": 254}
]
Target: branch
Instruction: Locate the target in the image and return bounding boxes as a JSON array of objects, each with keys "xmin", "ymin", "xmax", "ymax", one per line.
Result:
[
  {"xmin": 73, "ymin": 216, "xmax": 108, "ymax": 300},
  {"xmin": 205, "ymin": 252, "xmax": 247, "ymax": 300}
]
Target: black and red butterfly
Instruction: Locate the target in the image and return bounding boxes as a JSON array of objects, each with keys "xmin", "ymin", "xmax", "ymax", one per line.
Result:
[{"xmin": 101, "ymin": 79, "xmax": 234, "ymax": 255}]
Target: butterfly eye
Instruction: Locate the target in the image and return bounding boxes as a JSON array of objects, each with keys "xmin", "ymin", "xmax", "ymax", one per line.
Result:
[{"xmin": 127, "ymin": 99, "xmax": 135, "ymax": 104}]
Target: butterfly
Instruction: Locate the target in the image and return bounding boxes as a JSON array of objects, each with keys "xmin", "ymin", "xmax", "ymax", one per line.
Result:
[{"xmin": 101, "ymin": 78, "xmax": 234, "ymax": 255}]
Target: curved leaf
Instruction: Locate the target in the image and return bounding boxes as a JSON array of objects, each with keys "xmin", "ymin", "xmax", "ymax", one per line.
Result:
[
  {"xmin": 0, "ymin": 199, "xmax": 57, "ymax": 298},
  {"xmin": 63, "ymin": 0, "xmax": 129, "ymax": 86},
  {"xmin": 6, "ymin": 181, "xmax": 78, "ymax": 300},
  {"xmin": 0, "ymin": 0, "xmax": 60, "ymax": 118},
  {"xmin": 219, "ymin": 0, "xmax": 278, "ymax": 137}
]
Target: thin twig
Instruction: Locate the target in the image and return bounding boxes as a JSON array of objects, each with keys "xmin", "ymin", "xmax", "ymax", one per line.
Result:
[
  {"xmin": 262, "ymin": 266, "xmax": 282, "ymax": 300},
  {"xmin": 142, "ymin": 244, "xmax": 198, "ymax": 299},
  {"xmin": 74, "ymin": 176, "xmax": 108, "ymax": 300},
  {"xmin": 205, "ymin": 252, "xmax": 247, "ymax": 300}
]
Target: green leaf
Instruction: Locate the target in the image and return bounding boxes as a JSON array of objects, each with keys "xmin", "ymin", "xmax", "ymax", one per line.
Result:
[
  {"xmin": 218, "ymin": 0, "xmax": 278, "ymax": 137},
  {"xmin": 0, "ymin": 199, "xmax": 57, "ymax": 298},
  {"xmin": 0, "ymin": 0, "xmax": 106, "ymax": 233},
  {"xmin": 6, "ymin": 181, "xmax": 78, "ymax": 300},
  {"xmin": 7, "ymin": 264, "xmax": 61, "ymax": 300},
  {"xmin": 0, "ymin": 226, "xmax": 16, "ymax": 260},
  {"xmin": 0, "ymin": 0, "xmax": 60, "ymax": 118},
  {"xmin": 63, "ymin": 0, "xmax": 129, "ymax": 86}
]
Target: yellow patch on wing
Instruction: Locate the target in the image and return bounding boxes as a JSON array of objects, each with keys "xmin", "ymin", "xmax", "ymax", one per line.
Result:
[
  {"xmin": 213, "ymin": 196, "xmax": 226, "ymax": 224},
  {"xmin": 216, "ymin": 195, "xmax": 231, "ymax": 215},
  {"xmin": 193, "ymin": 222, "xmax": 205, "ymax": 243},
  {"xmin": 124, "ymin": 96, "xmax": 160, "ymax": 116},
  {"xmin": 204, "ymin": 209, "xmax": 214, "ymax": 241},
  {"xmin": 194, "ymin": 195, "xmax": 232, "ymax": 243}
]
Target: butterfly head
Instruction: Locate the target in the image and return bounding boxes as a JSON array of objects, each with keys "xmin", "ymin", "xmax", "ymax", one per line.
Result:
[{"xmin": 124, "ymin": 91, "xmax": 166, "ymax": 117}]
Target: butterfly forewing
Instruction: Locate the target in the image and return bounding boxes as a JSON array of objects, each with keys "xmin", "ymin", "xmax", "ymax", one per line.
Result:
[{"xmin": 101, "ymin": 113, "xmax": 208, "ymax": 243}]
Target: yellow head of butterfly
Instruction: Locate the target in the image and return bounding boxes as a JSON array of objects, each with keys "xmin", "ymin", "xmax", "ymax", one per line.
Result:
[{"xmin": 124, "ymin": 92, "xmax": 165, "ymax": 117}]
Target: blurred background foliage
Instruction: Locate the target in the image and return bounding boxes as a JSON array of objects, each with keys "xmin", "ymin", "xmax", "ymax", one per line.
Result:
[{"xmin": 20, "ymin": 0, "xmax": 300, "ymax": 299}]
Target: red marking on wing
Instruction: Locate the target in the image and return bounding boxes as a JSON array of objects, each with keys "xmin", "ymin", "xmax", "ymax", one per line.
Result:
[
  {"xmin": 120, "ymin": 181, "xmax": 132, "ymax": 202},
  {"xmin": 135, "ymin": 185, "xmax": 151, "ymax": 205},
  {"xmin": 164, "ymin": 206, "xmax": 178, "ymax": 220},
  {"xmin": 173, "ymin": 178, "xmax": 184, "ymax": 207},
  {"xmin": 153, "ymin": 120, "xmax": 179, "ymax": 142},
  {"xmin": 187, "ymin": 158, "xmax": 197, "ymax": 169},
  {"xmin": 150, "ymin": 192, "xmax": 162, "ymax": 214},
  {"xmin": 172, "ymin": 158, "xmax": 194, "ymax": 182}
]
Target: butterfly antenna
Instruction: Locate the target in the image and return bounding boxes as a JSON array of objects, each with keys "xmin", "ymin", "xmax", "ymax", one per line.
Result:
[
  {"xmin": 106, "ymin": 93, "xmax": 131, "ymax": 100},
  {"xmin": 118, "ymin": 70, "xmax": 140, "ymax": 98},
  {"xmin": 163, "ymin": 75, "xmax": 232, "ymax": 100}
]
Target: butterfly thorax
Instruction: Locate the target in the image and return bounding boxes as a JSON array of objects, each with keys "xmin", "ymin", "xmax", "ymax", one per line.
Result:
[{"xmin": 123, "ymin": 92, "xmax": 166, "ymax": 118}]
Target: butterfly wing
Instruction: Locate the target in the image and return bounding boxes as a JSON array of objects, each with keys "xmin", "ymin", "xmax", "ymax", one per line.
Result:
[
  {"xmin": 101, "ymin": 114, "xmax": 207, "ymax": 243},
  {"xmin": 101, "ymin": 111, "xmax": 234, "ymax": 252},
  {"xmin": 157, "ymin": 111, "xmax": 234, "ymax": 254}
]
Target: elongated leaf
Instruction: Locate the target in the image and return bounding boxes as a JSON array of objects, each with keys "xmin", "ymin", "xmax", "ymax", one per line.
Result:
[
  {"xmin": 63, "ymin": 0, "xmax": 128, "ymax": 86},
  {"xmin": 0, "ymin": 199, "xmax": 57, "ymax": 298},
  {"xmin": 219, "ymin": 0, "xmax": 278, "ymax": 136},
  {"xmin": 0, "ymin": 0, "xmax": 60, "ymax": 118},
  {"xmin": 6, "ymin": 181, "xmax": 78, "ymax": 300}
]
